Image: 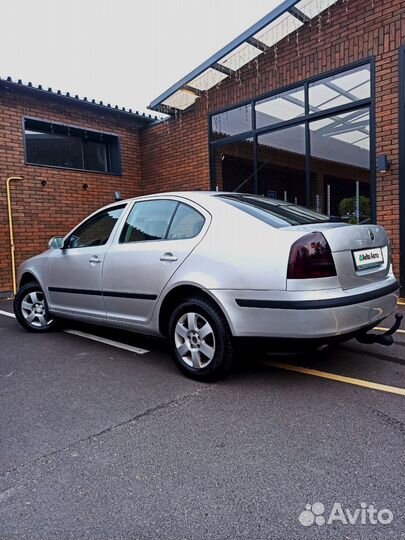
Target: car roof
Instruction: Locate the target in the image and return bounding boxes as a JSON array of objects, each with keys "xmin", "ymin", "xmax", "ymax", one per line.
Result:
[
  {"xmin": 101, "ymin": 191, "xmax": 294, "ymax": 212},
  {"xmin": 120, "ymin": 191, "xmax": 291, "ymax": 204}
]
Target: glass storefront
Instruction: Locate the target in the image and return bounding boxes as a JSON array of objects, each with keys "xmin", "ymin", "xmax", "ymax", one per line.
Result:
[
  {"xmin": 212, "ymin": 138, "xmax": 255, "ymax": 193},
  {"xmin": 257, "ymin": 125, "xmax": 306, "ymax": 204},
  {"xmin": 210, "ymin": 62, "xmax": 373, "ymax": 224},
  {"xmin": 310, "ymin": 109, "xmax": 370, "ymax": 221}
]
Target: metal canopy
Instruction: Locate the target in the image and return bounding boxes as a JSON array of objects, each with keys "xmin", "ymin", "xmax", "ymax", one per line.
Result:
[{"xmin": 149, "ymin": 0, "xmax": 338, "ymax": 114}]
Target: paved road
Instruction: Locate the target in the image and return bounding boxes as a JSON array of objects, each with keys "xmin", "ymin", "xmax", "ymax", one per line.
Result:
[{"xmin": 0, "ymin": 299, "xmax": 404, "ymax": 539}]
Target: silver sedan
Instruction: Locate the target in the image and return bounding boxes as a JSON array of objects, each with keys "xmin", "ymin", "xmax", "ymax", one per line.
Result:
[{"xmin": 14, "ymin": 192, "xmax": 400, "ymax": 380}]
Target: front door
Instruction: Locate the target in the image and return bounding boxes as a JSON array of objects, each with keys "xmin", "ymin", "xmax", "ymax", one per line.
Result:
[
  {"xmin": 47, "ymin": 205, "xmax": 125, "ymax": 318},
  {"xmin": 102, "ymin": 198, "xmax": 207, "ymax": 324}
]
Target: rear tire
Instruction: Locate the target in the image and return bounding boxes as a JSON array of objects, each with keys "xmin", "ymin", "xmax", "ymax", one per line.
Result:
[
  {"xmin": 168, "ymin": 296, "xmax": 234, "ymax": 382},
  {"xmin": 14, "ymin": 282, "xmax": 58, "ymax": 332}
]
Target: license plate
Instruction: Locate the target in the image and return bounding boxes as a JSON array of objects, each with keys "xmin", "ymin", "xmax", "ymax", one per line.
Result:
[{"xmin": 353, "ymin": 247, "xmax": 384, "ymax": 270}]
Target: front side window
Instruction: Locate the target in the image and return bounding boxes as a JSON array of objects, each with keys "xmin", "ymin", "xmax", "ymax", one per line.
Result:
[
  {"xmin": 67, "ymin": 206, "xmax": 125, "ymax": 248},
  {"xmin": 24, "ymin": 118, "xmax": 121, "ymax": 174}
]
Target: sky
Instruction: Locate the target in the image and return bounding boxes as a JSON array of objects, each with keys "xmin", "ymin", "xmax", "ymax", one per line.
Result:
[{"xmin": 0, "ymin": 0, "xmax": 282, "ymax": 115}]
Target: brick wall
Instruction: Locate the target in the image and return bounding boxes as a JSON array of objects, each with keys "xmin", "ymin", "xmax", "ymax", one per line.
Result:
[
  {"xmin": 0, "ymin": 87, "xmax": 144, "ymax": 293},
  {"xmin": 141, "ymin": 0, "xmax": 405, "ymax": 280}
]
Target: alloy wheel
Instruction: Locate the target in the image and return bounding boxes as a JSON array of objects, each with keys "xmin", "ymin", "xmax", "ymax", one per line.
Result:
[
  {"xmin": 21, "ymin": 291, "xmax": 53, "ymax": 328},
  {"xmin": 174, "ymin": 312, "xmax": 216, "ymax": 369}
]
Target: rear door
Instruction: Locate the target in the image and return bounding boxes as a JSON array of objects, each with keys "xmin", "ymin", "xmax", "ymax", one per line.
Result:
[
  {"xmin": 47, "ymin": 205, "xmax": 126, "ymax": 317},
  {"xmin": 102, "ymin": 198, "xmax": 208, "ymax": 324}
]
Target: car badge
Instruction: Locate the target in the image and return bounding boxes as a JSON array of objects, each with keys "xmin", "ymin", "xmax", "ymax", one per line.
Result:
[{"xmin": 368, "ymin": 229, "xmax": 375, "ymax": 241}]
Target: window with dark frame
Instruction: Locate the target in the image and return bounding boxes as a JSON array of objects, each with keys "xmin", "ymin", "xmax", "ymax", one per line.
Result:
[
  {"xmin": 120, "ymin": 200, "xmax": 206, "ymax": 244},
  {"xmin": 66, "ymin": 206, "xmax": 125, "ymax": 249},
  {"xmin": 24, "ymin": 118, "xmax": 122, "ymax": 174},
  {"xmin": 209, "ymin": 62, "xmax": 373, "ymax": 224}
]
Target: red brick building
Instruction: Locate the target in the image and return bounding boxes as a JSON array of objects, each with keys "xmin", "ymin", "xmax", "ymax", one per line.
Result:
[
  {"xmin": 0, "ymin": 79, "xmax": 156, "ymax": 295},
  {"xmin": 1, "ymin": 0, "xmax": 405, "ymax": 296},
  {"xmin": 144, "ymin": 0, "xmax": 405, "ymax": 297}
]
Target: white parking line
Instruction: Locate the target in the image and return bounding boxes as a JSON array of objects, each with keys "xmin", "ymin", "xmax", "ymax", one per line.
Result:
[
  {"xmin": 64, "ymin": 329, "xmax": 149, "ymax": 355},
  {"xmin": 0, "ymin": 310, "xmax": 149, "ymax": 355},
  {"xmin": 0, "ymin": 310, "xmax": 15, "ymax": 318}
]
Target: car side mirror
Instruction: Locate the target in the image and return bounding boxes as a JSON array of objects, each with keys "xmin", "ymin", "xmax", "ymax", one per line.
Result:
[{"xmin": 48, "ymin": 236, "xmax": 64, "ymax": 249}]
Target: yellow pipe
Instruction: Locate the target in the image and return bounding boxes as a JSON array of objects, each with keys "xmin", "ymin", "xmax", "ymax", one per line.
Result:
[{"xmin": 6, "ymin": 176, "xmax": 22, "ymax": 295}]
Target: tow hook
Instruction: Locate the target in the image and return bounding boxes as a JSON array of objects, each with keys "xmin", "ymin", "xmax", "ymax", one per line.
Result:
[{"xmin": 356, "ymin": 313, "xmax": 403, "ymax": 346}]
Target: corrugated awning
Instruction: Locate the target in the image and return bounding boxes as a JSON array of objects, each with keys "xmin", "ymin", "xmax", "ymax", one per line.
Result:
[{"xmin": 149, "ymin": 0, "xmax": 338, "ymax": 114}]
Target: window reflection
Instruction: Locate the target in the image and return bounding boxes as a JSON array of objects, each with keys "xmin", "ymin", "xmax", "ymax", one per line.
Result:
[
  {"xmin": 211, "ymin": 104, "xmax": 252, "ymax": 139},
  {"xmin": 257, "ymin": 125, "xmax": 306, "ymax": 205},
  {"xmin": 309, "ymin": 65, "xmax": 370, "ymax": 112},
  {"xmin": 255, "ymin": 87, "xmax": 305, "ymax": 128},
  {"xmin": 310, "ymin": 109, "xmax": 370, "ymax": 222},
  {"xmin": 213, "ymin": 138, "xmax": 254, "ymax": 192},
  {"xmin": 24, "ymin": 118, "xmax": 120, "ymax": 174},
  {"xmin": 209, "ymin": 63, "xmax": 372, "ymax": 222}
]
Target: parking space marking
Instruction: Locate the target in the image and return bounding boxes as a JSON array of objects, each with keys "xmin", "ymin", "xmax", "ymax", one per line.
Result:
[
  {"xmin": 0, "ymin": 310, "xmax": 149, "ymax": 355},
  {"xmin": 374, "ymin": 327, "xmax": 405, "ymax": 335},
  {"xmin": 264, "ymin": 360, "xmax": 405, "ymax": 396},
  {"xmin": 0, "ymin": 310, "xmax": 15, "ymax": 318},
  {"xmin": 64, "ymin": 329, "xmax": 149, "ymax": 355}
]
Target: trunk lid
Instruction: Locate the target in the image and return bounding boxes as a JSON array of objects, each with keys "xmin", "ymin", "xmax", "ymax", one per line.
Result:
[{"xmin": 283, "ymin": 223, "xmax": 390, "ymax": 289}]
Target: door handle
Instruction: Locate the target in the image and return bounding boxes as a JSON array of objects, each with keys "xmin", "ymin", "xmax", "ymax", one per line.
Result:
[
  {"xmin": 89, "ymin": 256, "xmax": 102, "ymax": 264},
  {"xmin": 160, "ymin": 252, "xmax": 178, "ymax": 262}
]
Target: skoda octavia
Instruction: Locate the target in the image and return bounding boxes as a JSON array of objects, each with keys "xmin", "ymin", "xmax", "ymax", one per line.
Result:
[{"xmin": 14, "ymin": 192, "xmax": 400, "ymax": 381}]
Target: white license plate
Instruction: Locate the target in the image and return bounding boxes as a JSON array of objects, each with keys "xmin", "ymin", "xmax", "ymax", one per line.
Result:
[{"xmin": 353, "ymin": 247, "xmax": 384, "ymax": 270}]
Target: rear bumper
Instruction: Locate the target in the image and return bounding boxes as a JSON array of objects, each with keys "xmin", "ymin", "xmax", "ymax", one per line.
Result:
[
  {"xmin": 235, "ymin": 281, "xmax": 399, "ymax": 310},
  {"xmin": 211, "ymin": 278, "xmax": 399, "ymax": 339}
]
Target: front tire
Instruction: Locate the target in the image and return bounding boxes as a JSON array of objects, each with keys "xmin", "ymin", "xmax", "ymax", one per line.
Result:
[
  {"xmin": 14, "ymin": 282, "xmax": 58, "ymax": 332},
  {"xmin": 168, "ymin": 296, "xmax": 234, "ymax": 382}
]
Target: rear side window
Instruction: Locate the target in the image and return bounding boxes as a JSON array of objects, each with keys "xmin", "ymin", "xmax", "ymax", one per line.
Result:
[
  {"xmin": 167, "ymin": 203, "xmax": 205, "ymax": 240},
  {"xmin": 217, "ymin": 194, "xmax": 333, "ymax": 228},
  {"xmin": 120, "ymin": 200, "xmax": 205, "ymax": 243},
  {"xmin": 67, "ymin": 206, "xmax": 125, "ymax": 248},
  {"xmin": 120, "ymin": 200, "xmax": 178, "ymax": 243}
]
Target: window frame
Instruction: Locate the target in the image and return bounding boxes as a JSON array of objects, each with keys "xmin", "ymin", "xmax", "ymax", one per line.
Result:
[
  {"xmin": 63, "ymin": 203, "xmax": 127, "ymax": 249},
  {"xmin": 208, "ymin": 58, "xmax": 376, "ymax": 223},
  {"xmin": 118, "ymin": 199, "xmax": 207, "ymax": 245},
  {"xmin": 22, "ymin": 116, "xmax": 122, "ymax": 175}
]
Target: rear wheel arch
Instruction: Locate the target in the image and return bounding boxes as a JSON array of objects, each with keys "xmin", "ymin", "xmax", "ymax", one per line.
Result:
[{"xmin": 158, "ymin": 284, "xmax": 232, "ymax": 337}]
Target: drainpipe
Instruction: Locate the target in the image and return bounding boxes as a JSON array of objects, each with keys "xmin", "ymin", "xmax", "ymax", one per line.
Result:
[{"xmin": 6, "ymin": 176, "xmax": 22, "ymax": 295}]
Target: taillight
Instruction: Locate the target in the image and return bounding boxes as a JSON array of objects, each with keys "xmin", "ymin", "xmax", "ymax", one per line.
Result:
[{"xmin": 287, "ymin": 232, "xmax": 337, "ymax": 279}]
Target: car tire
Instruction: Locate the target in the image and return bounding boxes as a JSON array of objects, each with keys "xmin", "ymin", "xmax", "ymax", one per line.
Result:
[
  {"xmin": 14, "ymin": 282, "xmax": 58, "ymax": 333},
  {"xmin": 168, "ymin": 296, "xmax": 234, "ymax": 382}
]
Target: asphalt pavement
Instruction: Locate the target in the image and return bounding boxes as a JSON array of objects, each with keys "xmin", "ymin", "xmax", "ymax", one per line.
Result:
[{"xmin": 0, "ymin": 299, "xmax": 404, "ymax": 539}]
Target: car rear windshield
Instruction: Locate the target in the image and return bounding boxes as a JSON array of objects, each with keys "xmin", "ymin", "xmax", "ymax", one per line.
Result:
[{"xmin": 216, "ymin": 194, "xmax": 335, "ymax": 228}]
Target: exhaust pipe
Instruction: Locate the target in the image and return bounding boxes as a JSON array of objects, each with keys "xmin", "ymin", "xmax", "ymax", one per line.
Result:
[{"xmin": 356, "ymin": 313, "xmax": 403, "ymax": 346}]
